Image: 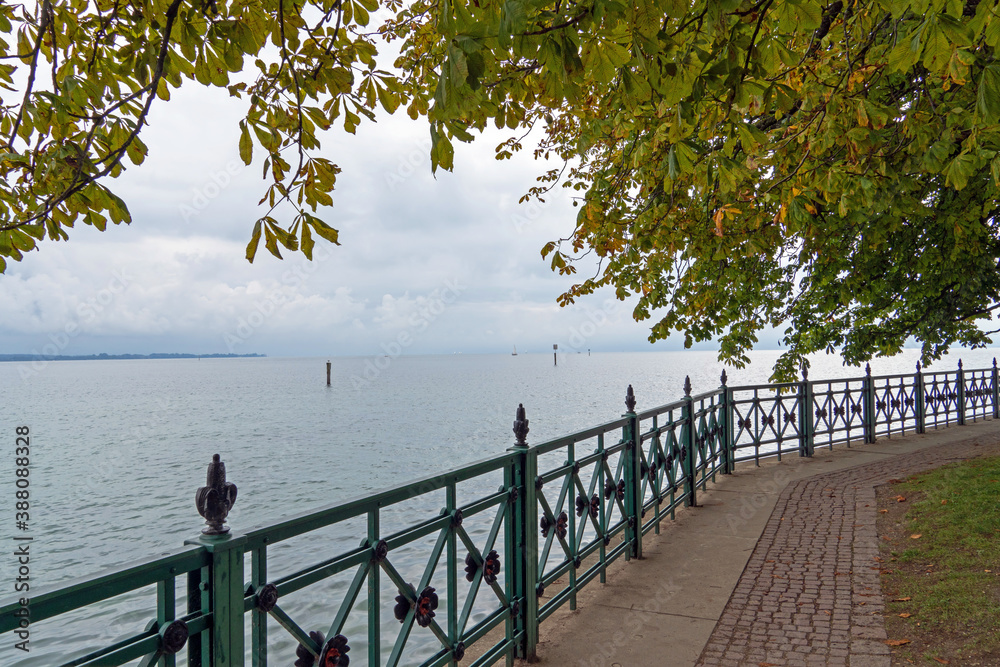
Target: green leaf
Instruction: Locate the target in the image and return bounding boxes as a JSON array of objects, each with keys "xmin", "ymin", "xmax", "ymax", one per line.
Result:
[
  {"xmin": 246, "ymin": 220, "xmax": 262, "ymax": 262},
  {"xmin": 498, "ymin": 0, "xmax": 527, "ymax": 49},
  {"xmin": 887, "ymin": 42, "xmax": 919, "ymax": 73},
  {"xmin": 10, "ymin": 229, "xmax": 34, "ymax": 252},
  {"xmin": 310, "ymin": 218, "xmax": 340, "ymax": 244},
  {"xmin": 985, "ymin": 13, "xmax": 1000, "ymax": 48},
  {"xmin": 353, "ymin": 0, "xmax": 370, "ymax": 27},
  {"xmin": 86, "ymin": 210, "xmax": 107, "ymax": 232},
  {"xmin": 264, "ymin": 225, "xmax": 282, "ymax": 258},
  {"xmin": 239, "ymin": 121, "xmax": 253, "ymax": 164},
  {"xmin": 991, "ymin": 155, "xmax": 1000, "ymax": 186},
  {"xmin": 666, "ymin": 144, "xmax": 680, "ymax": 182},
  {"xmin": 977, "ymin": 63, "xmax": 1000, "ymax": 123},
  {"xmin": 788, "ymin": 0, "xmax": 823, "ymax": 30},
  {"xmin": 466, "ymin": 51, "xmax": 485, "ymax": 90},
  {"xmin": 430, "ymin": 124, "xmax": 454, "ymax": 172},
  {"xmin": 106, "ymin": 193, "xmax": 131, "ymax": 225},
  {"xmin": 944, "ymin": 152, "xmax": 976, "ymax": 190},
  {"xmin": 300, "ymin": 219, "xmax": 314, "ymax": 259},
  {"xmin": 377, "ymin": 83, "xmax": 400, "ymax": 113},
  {"xmin": 125, "ymin": 137, "xmax": 147, "ymax": 166},
  {"xmin": 938, "ymin": 13, "xmax": 973, "ymax": 46}
]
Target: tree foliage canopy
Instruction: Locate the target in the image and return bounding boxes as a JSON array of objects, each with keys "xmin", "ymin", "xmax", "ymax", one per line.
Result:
[{"xmin": 2, "ymin": 0, "xmax": 1000, "ymax": 377}]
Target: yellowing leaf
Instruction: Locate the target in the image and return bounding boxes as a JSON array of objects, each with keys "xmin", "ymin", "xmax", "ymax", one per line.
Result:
[
  {"xmin": 246, "ymin": 220, "xmax": 262, "ymax": 263},
  {"xmin": 239, "ymin": 122, "xmax": 253, "ymax": 165}
]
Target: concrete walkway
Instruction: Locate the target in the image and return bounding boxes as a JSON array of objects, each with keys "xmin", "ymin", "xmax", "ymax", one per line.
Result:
[{"xmin": 520, "ymin": 419, "xmax": 1000, "ymax": 666}]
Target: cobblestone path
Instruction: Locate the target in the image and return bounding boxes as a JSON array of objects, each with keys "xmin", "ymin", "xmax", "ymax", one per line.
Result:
[{"xmin": 696, "ymin": 435, "xmax": 1000, "ymax": 667}]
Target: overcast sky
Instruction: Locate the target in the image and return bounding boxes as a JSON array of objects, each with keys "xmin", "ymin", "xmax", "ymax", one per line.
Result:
[{"xmin": 0, "ymin": 81, "xmax": 775, "ymax": 358}]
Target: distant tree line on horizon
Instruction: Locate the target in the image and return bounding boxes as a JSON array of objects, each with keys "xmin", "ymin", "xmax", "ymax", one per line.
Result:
[{"xmin": 0, "ymin": 353, "xmax": 267, "ymax": 362}]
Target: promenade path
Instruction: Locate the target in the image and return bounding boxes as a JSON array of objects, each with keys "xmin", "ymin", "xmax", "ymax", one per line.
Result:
[{"xmin": 517, "ymin": 418, "xmax": 1000, "ymax": 667}]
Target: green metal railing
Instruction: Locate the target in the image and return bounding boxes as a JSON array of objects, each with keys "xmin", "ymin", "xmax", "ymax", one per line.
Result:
[{"xmin": 3, "ymin": 359, "xmax": 997, "ymax": 666}]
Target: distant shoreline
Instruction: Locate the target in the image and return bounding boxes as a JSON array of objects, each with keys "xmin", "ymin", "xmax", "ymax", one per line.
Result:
[{"xmin": 0, "ymin": 353, "xmax": 266, "ymax": 362}]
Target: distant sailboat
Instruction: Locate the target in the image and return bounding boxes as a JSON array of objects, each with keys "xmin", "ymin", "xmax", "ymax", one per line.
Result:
[{"xmin": 512, "ymin": 345, "xmax": 518, "ymax": 356}]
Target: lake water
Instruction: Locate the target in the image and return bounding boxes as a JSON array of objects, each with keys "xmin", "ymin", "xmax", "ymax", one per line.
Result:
[{"xmin": 0, "ymin": 349, "xmax": 995, "ymax": 665}]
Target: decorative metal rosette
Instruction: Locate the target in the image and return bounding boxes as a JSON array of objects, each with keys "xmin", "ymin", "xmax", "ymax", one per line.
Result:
[
  {"xmin": 394, "ymin": 585, "xmax": 439, "ymax": 628},
  {"xmin": 255, "ymin": 583, "xmax": 278, "ymax": 612},
  {"xmin": 482, "ymin": 550, "xmax": 500, "ymax": 584},
  {"xmin": 554, "ymin": 511, "xmax": 568, "ymax": 539},
  {"xmin": 414, "ymin": 586, "xmax": 439, "ymax": 627},
  {"xmin": 464, "ymin": 552, "xmax": 478, "ymax": 582},
  {"xmin": 604, "ymin": 479, "xmax": 626, "ymax": 501},
  {"xmin": 541, "ymin": 511, "xmax": 568, "ymax": 539},
  {"xmin": 159, "ymin": 620, "xmax": 188, "ymax": 655},
  {"xmin": 463, "ymin": 550, "xmax": 500, "ymax": 584},
  {"xmin": 321, "ymin": 635, "xmax": 351, "ymax": 667},
  {"xmin": 294, "ymin": 631, "xmax": 323, "ymax": 667}
]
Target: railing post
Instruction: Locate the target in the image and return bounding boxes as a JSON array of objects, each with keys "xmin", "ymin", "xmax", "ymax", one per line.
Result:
[
  {"xmin": 507, "ymin": 404, "xmax": 538, "ymax": 661},
  {"xmin": 250, "ymin": 548, "xmax": 268, "ymax": 667},
  {"xmin": 186, "ymin": 454, "xmax": 245, "ymax": 667},
  {"xmin": 862, "ymin": 363, "xmax": 876, "ymax": 443},
  {"xmin": 720, "ymin": 370, "xmax": 733, "ymax": 474},
  {"xmin": 187, "ymin": 568, "xmax": 209, "ymax": 666},
  {"xmin": 915, "ymin": 362, "xmax": 926, "ymax": 434},
  {"xmin": 682, "ymin": 376, "xmax": 698, "ymax": 507},
  {"xmin": 957, "ymin": 359, "xmax": 966, "ymax": 426},
  {"xmin": 799, "ymin": 366, "xmax": 814, "ymax": 457},
  {"xmin": 623, "ymin": 385, "xmax": 642, "ymax": 560},
  {"xmin": 992, "ymin": 358, "xmax": 999, "ymax": 419}
]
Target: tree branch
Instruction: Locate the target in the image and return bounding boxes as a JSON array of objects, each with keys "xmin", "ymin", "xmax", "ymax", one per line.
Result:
[{"xmin": 7, "ymin": 0, "xmax": 51, "ymax": 151}]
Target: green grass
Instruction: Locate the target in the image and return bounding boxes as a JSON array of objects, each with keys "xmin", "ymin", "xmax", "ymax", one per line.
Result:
[{"xmin": 883, "ymin": 455, "xmax": 1000, "ymax": 661}]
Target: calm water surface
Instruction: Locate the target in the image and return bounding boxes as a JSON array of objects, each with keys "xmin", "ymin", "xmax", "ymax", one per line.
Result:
[{"xmin": 0, "ymin": 349, "xmax": 994, "ymax": 664}]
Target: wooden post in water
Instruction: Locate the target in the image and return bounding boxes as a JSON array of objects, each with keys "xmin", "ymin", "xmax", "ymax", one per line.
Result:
[
  {"xmin": 553, "ymin": 344, "xmax": 558, "ymax": 366},
  {"xmin": 326, "ymin": 360, "xmax": 331, "ymax": 386}
]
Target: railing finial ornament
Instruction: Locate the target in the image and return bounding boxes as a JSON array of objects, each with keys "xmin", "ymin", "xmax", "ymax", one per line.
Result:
[
  {"xmin": 916, "ymin": 361, "xmax": 921, "ymax": 373},
  {"xmin": 625, "ymin": 384, "xmax": 636, "ymax": 412},
  {"xmin": 195, "ymin": 453, "xmax": 238, "ymax": 535},
  {"xmin": 801, "ymin": 365, "xmax": 808, "ymax": 381},
  {"xmin": 683, "ymin": 375, "xmax": 692, "ymax": 397},
  {"xmin": 513, "ymin": 403, "xmax": 529, "ymax": 447},
  {"xmin": 959, "ymin": 358, "xmax": 963, "ymax": 370},
  {"xmin": 865, "ymin": 362, "xmax": 872, "ymax": 377},
  {"xmin": 720, "ymin": 369, "xmax": 728, "ymax": 386},
  {"xmin": 993, "ymin": 357, "xmax": 997, "ymax": 369}
]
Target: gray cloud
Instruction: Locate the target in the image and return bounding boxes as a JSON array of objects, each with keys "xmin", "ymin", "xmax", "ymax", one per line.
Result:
[{"xmin": 0, "ymin": 81, "xmax": 703, "ymax": 358}]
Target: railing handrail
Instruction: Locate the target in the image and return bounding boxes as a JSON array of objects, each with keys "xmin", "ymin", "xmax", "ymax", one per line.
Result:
[
  {"xmin": 0, "ymin": 545, "xmax": 208, "ymax": 632},
  {"xmin": 242, "ymin": 450, "xmax": 518, "ymax": 548}
]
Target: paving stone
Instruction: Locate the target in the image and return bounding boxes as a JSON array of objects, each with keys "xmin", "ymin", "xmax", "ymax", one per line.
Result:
[{"xmin": 694, "ymin": 433, "xmax": 999, "ymax": 666}]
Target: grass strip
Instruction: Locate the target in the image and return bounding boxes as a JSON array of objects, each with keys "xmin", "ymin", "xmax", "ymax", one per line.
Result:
[{"xmin": 877, "ymin": 455, "xmax": 1000, "ymax": 665}]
